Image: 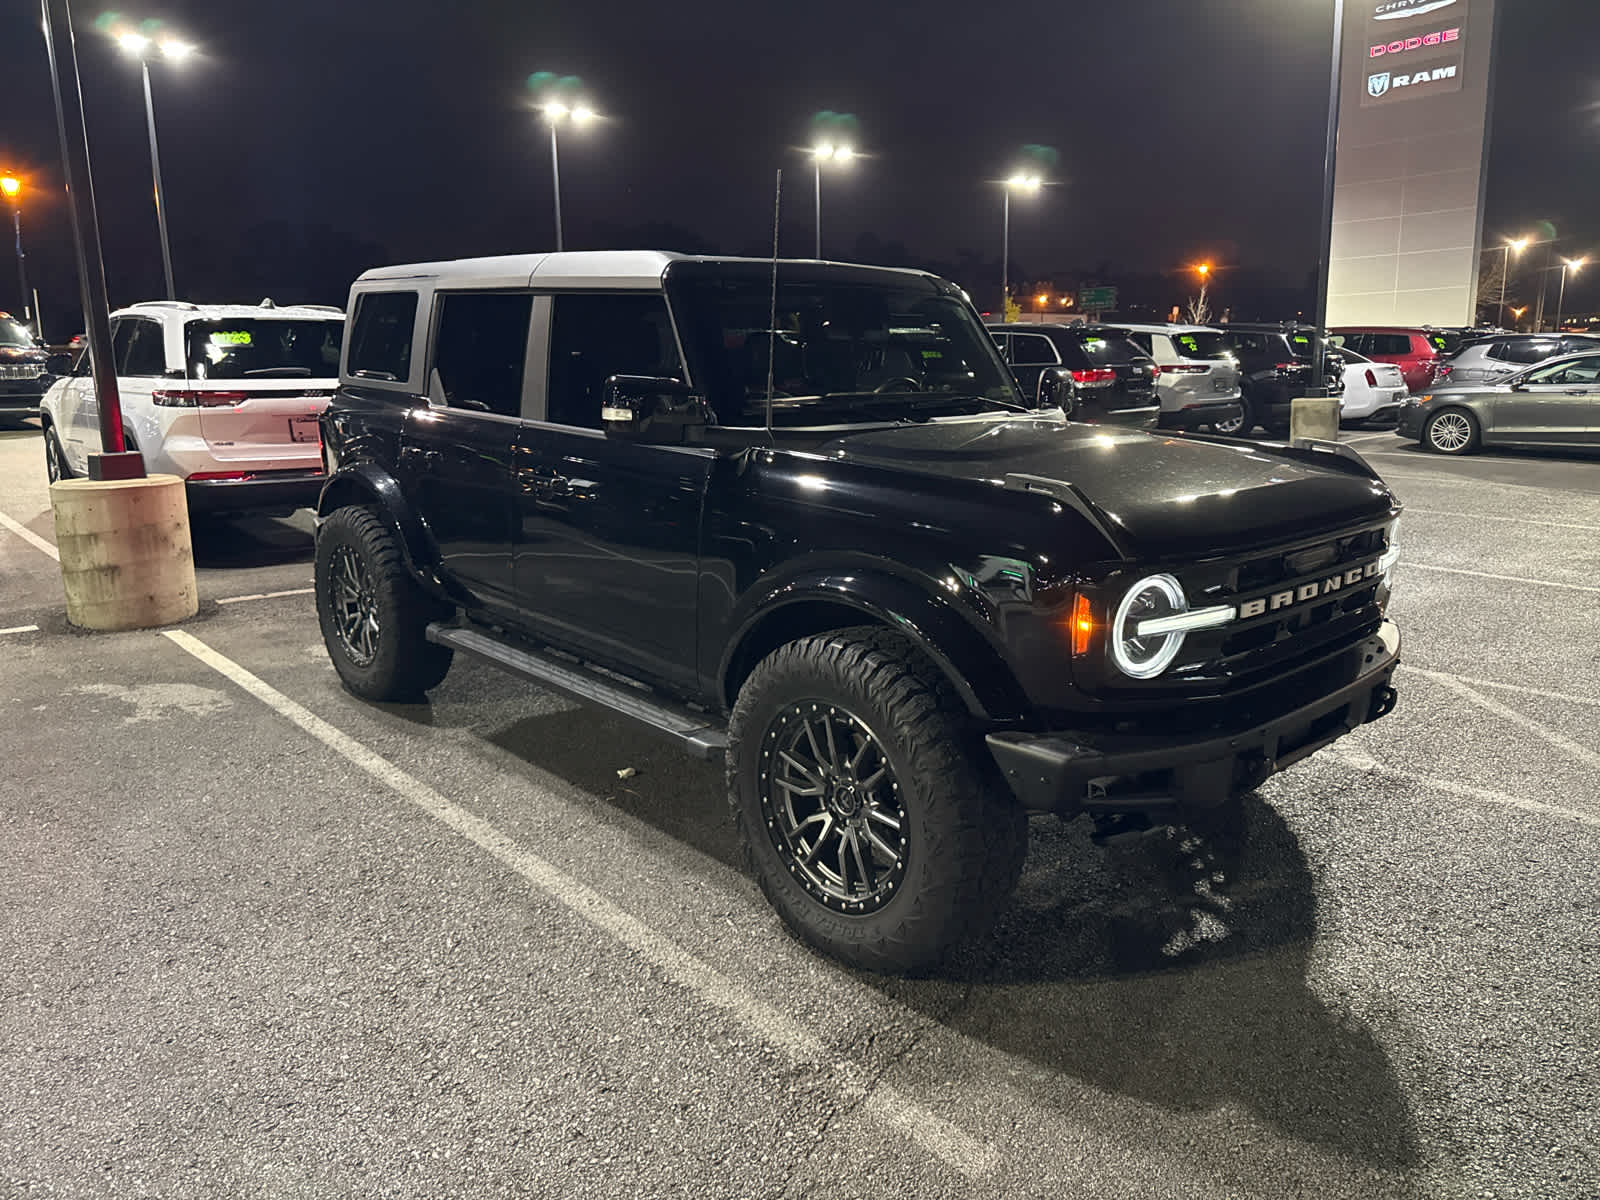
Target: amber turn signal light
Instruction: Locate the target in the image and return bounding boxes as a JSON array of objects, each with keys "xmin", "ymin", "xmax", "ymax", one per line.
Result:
[{"xmin": 1069, "ymin": 593, "xmax": 1095, "ymax": 656}]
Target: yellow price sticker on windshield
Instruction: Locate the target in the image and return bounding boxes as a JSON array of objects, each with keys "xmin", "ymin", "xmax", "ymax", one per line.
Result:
[{"xmin": 210, "ymin": 331, "xmax": 253, "ymax": 346}]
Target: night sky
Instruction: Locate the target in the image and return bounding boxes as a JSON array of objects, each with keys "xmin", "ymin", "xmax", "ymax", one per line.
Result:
[{"xmin": 1, "ymin": 0, "xmax": 1596, "ymax": 330}]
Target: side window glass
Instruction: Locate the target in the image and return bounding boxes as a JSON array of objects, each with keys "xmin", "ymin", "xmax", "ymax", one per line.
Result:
[
  {"xmin": 347, "ymin": 291, "xmax": 418, "ymax": 381},
  {"xmin": 1503, "ymin": 339, "xmax": 1558, "ymax": 365},
  {"xmin": 110, "ymin": 319, "xmax": 137, "ymax": 374},
  {"xmin": 123, "ymin": 320, "xmax": 167, "ymax": 376},
  {"xmin": 547, "ymin": 293, "xmax": 682, "ymax": 429},
  {"xmin": 1010, "ymin": 334, "xmax": 1057, "ymax": 365},
  {"xmin": 431, "ymin": 291, "xmax": 533, "ymax": 418}
]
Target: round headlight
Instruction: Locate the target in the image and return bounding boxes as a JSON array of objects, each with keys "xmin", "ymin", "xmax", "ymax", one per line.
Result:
[{"xmin": 1111, "ymin": 573, "xmax": 1188, "ymax": 679}]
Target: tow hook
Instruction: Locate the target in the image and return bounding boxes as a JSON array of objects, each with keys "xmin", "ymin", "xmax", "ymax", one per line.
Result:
[{"xmin": 1366, "ymin": 685, "xmax": 1398, "ymax": 723}]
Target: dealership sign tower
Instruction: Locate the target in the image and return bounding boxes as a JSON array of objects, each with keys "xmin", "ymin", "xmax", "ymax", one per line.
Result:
[{"xmin": 1326, "ymin": 0, "xmax": 1499, "ymax": 326}]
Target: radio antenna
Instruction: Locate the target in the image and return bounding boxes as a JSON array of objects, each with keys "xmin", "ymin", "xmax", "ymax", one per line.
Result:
[{"xmin": 765, "ymin": 167, "xmax": 781, "ymax": 434}]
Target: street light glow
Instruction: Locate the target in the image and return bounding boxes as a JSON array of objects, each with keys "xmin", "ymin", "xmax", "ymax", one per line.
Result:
[
  {"xmin": 1197, "ymin": 262, "xmax": 1211, "ymax": 277},
  {"xmin": 832, "ymin": 145, "xmax": 854, "ymax": 163},
  {"xmin": 117, "ymin": 31, "xmax": 152, "ymax": 55},
  {"xmin": 1508, "ymin": 237, "xmax": 1530, "ymax": 253},
  {"xmin": 158, "ymin": 39, "xmax": 194, "ymax": 60},
  {"xmin": 571, "ymin": 105, "xmax": 596, "ymax": 124},
  {"xmin": 1037, "ymin": 293, "xmax": 1049, "ymax": 306},
  {"xmin": 543, "ymin": 101, "xmax": 570, "ymax": 120},
  {"xmin": 1566, "ymin": 256, "xmax": 1586, "ymax": 272},
  {"xmin": 812, "ymin": 143, "xmax": 835, "ymax": 160},
  {"xmin": 0, "ymin": 176, "xmax": 19, "ymax": 199},
  {"xmin": 1007, "ymin": 173, "xmax": 1042, "ymax": 190}
]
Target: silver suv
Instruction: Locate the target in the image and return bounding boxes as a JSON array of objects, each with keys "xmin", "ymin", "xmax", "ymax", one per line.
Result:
[
  {"xmin": 1440, "ymin": 333, "xmax": 1600, "ymax": 386},
  {"xmin": 1116, "ymin": 323, "xmax": 1243, "ymax": 432}
]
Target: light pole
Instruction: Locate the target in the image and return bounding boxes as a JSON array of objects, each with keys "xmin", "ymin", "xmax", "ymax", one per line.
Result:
[
  {"xmin": 1001, "ymin": 172, "xmax": 1042, "ymax": 318},
  {"xmin": 809, "ymin": 142, "xmax": 854, "ymax": 259},
  {"xmin": 116, "ymin": 29, "xmax": 192, "ymax": 301},
  {"xmin": 1308, "ymin": 0, "xmax": 1346, "ymax": 395},
  {"xmin": 1554, "ymin": 257, "xmax": 1585, "ymax": 333},
  {"xmin": 1495, "ymin": 237, "xmax": 1529, "ymax": 326},
  {"xmin": 0, "ymin": 175, "xmax": 32, "ymax": 336},
  {"xmin": 541, "ymin": 101, "xmax": 596, "ymax": 252}
]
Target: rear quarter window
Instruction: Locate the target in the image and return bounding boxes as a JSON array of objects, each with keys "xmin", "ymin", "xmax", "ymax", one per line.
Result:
[{"xmin": 346, "ymin": 291, "xmax": 419, "ymax": 382}]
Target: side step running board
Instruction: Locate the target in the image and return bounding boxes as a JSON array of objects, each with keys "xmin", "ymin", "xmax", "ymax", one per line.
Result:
[{"xmin": 425, "ymin": 622, "xmax": 729, "ymax": 760}]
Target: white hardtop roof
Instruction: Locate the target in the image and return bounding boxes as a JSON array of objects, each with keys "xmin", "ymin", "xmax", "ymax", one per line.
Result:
[
  {"xmin": 1109, "ymin": 321, "xmax": 1224, "ymax": 334},
  {"xmin": 115, "ymin": 300, "xmax": 345, "ymax": 321},
  {"xmin": 355, "ymin": 250, "xmax": 935, "ymax": 291}
]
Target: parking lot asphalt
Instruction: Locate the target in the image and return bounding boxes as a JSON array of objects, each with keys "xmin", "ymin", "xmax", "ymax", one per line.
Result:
[{"xmin": 2, "ymin": 417, "xmax": 1598, "ymax": 1199}]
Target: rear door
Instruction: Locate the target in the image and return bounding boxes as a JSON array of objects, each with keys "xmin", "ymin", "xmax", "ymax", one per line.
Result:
[
  {"xmin": 401, "ymin": 289, "xmax": 533, "ymax": 615},
  {"xmin": 188, "ymin": 317, "xmax": 343, "ymax": 465},
  {"xmin": 1005, "ymin": 331, "xmax": 1059, "ymax": 402}
]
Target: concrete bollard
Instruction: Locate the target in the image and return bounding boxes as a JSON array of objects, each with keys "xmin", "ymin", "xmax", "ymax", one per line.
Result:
[
  {"xmin": 49, "ymin": 475, "xmax": 198, "ymax": 631},
  {"xmin": 1289, "ymin": 396, "xmax": 1343, "ymax": 443}
]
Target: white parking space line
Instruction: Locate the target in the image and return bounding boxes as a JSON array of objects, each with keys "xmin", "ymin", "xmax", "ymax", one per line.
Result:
[
  {"xmin": 216, "ymin": 587, "xmax": 314, "ymax": 606},
  {"xmin": 158, "ymin": 628, "xmax": 999, "ymax": 1180},
  {"xmin": 1413, "ymin": 671, "xmax": 1600, "ymax": 773},
  {"xmin": 1402, "ymin": 665, "xmax": 1600, "ymax": 710},
  {"xmin": 0, "ymin": 624, "xmax": 40, "ymax": 636},
  {"xmin": 1404, "ymin": 508, "xmax": 1600, "ymax": 533},
  {"xmin": 1405, "ymin": 562, "xmax": 1600, "ymax": 594},
  {"xmin": 0, "ymin": 509, "xmax": 59, "ymax": 562},
  {"xmin": 1321, "ymin": 748, "xmax": 1600, "ymax": 830}
]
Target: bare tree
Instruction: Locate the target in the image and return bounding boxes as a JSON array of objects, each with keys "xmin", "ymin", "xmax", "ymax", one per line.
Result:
[
  {"xmin": 1184, "ymin": 282, "xmax": 1211, "ymax": 325},
  {"xmin": 1476, "ymin": 253, "xmax": 1520, "ymax": 325}
]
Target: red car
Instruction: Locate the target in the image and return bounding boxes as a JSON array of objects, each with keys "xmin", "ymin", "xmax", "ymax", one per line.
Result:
[{"xmin": 1329, "ymin": 327, "xmax": 1451, "ymax": 393}]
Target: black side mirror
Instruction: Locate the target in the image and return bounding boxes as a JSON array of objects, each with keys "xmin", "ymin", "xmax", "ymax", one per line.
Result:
[
  {"xmin": 601, "ymin": 375, "xmax": 709, "ymax": 441},
  {"xmin": 46, "ymin": 353, "xmax": 72, "ymax": 376},
  {"xmin": 1035, "ymin": 367, "xmax": 1078, "ymax": 416}
]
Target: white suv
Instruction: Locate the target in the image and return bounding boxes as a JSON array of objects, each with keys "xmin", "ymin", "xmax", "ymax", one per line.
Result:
[
  {"xmin": 41, "ymin": 300, "xmax": 344, "ymax": 517},
  {"xmin": 1115, "ymin": 323, "xmax": 1243, "ymax": 432}
]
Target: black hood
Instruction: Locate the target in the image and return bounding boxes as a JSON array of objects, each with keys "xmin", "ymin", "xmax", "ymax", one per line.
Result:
[{"xmin": 814, "ymin": 416, "xmax": 1396, "ymax": 559}]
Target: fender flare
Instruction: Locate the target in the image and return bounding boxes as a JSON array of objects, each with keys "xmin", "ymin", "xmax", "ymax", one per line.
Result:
[
  {"xmin": 718, "ymin": 568, "xmax": 1031, "ymax": 722},
  {"xmin": 315, "ymin": 463, "xmax": 444, "ymax": 594}
]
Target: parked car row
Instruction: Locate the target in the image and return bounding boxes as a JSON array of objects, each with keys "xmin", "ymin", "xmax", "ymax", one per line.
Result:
[{"xmin": 38, "ymin": 299, "xmax": 345, "ymax": 515}]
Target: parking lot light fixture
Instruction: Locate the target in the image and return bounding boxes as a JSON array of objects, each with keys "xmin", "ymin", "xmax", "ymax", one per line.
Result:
[
  {"xmin": 809, "ymin": 142, "xmax": 855, "ymax": 259},
  {"xmin": 1001, "ymin": 173, "xmax": 1044, "ymax": 316},
  {"xmin": 539, "ymin": 99, "xmax": 601, "ymax": 251},
  {"xmin": 114, "ymin": 22, "xmax": 194, "ymax": 300},
  {"xmin": 1495, "ymin": 237, "xmax": 1531, "ymax": 324},
  {"xmin": 1555, "ymin": 257, "xmax": 1586, "ymax": 332},
  {"xmin": 1, "ymin": 174, "xmax": 32, "ymax": 335}
]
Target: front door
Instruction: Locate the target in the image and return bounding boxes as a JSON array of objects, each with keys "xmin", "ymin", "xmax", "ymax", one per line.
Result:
[
  {"xmin": 398, "ymin": 290, "xmax": 535, "ymax": 615},
  {"xmin": 1495, "ymin": 354, "xmax": 1600, "ymax": 445},
  {"xmin": 513, "ymin": 291, "xmax": 713, "ymax": 693}
]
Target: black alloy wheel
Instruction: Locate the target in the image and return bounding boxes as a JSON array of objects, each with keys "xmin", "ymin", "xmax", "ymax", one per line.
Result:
[
  {"xmin": 760, "ymin": 700, "xmax": 909, "ymax": 914},
  {"xmin": 327, "ymin": 543, "xmax": 379, "ymax": 667}
]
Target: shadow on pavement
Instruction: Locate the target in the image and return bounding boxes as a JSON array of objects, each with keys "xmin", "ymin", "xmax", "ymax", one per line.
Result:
[
  {"xmin": 189, "ymin": 513, "xmax": 315, "ymax": 568},
  {"xmin": 879, "ymin": 797, "xmax": 1422, "ymax": 1171}
]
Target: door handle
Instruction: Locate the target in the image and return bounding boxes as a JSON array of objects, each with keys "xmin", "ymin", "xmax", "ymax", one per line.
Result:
[{"xmin": 401, "ymin": 446, "xmax": 443, "ymax": 471}]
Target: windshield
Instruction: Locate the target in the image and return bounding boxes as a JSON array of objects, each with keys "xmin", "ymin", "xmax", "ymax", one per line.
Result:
[
  {"xmin": 185, "ymin": 318, "xmax": 344, "ymax": 380},
  {"xmin": 667, "ymin": 268, "xmax": 1021, "ymax": 426},
  {"xmin": 0, "ymin": 317, "xmax": 36, "ymax": 349}
]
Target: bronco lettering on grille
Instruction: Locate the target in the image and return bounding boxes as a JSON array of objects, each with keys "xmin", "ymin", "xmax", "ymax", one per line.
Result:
[{"xmin": 1237, "ymin": 560, "xmax": 1383, "ymax": 620}]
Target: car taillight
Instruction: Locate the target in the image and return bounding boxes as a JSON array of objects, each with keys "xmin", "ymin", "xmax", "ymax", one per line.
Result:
[
  {"xmin": 1273, "ymin": 361, "xmax": 1301, "ymax": 371},
  {"xmin": 1364, "ymin": 368, "xmax": 1378, "ymax": 387},
  {"xmin": 1070, "ymin": 368, "xmax": 1116, "ymax": 384},
  {"xmin": 151, "ymin": 390, "xmax": 250, "ymax": 408},
  {"xmin": 1158, "ymin": 364, "xmax": 1207, "ymax": 374},
  {"xmin": 1436, "ymin": 364, "xmax": 1452, "ymax": 379},
  {"xmin": 186, "ymin": 470, "xmax": 254, "ymax": 481}
]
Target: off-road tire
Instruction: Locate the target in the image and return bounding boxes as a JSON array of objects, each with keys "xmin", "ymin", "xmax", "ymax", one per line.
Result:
[
  {"xmin": 727, "ymin": 625, "xmax": 1027, "ymax": 974},
  {"xmin": 315, "ymin": 505, "xmax": 453, "ymax": 702}
]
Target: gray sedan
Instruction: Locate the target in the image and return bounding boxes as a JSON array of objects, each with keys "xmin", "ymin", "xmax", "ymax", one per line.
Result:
[{"xmin": 1397, "ymin": 350, "xmax": 1600, "ymax": 454}]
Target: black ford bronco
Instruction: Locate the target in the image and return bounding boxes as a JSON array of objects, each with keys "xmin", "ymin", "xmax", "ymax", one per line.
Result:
[{"xmin": 313, "ymin": 251, "xmax": 1401, "ymax": 973}]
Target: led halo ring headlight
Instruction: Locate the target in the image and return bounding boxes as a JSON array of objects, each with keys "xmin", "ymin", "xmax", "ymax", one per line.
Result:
[{"xmin": 1112, "ymin": 573, "xmax": 1189, "ymax": 679}]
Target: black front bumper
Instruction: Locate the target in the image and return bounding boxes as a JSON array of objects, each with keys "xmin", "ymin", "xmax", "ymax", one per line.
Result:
[
  {"xmin": 987, "ymin": 621, "xmax": 1400, "ymax": 814},
  {"xmin": 185, "ymin": 470, "xmax": 325, "ymax": 516}
]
